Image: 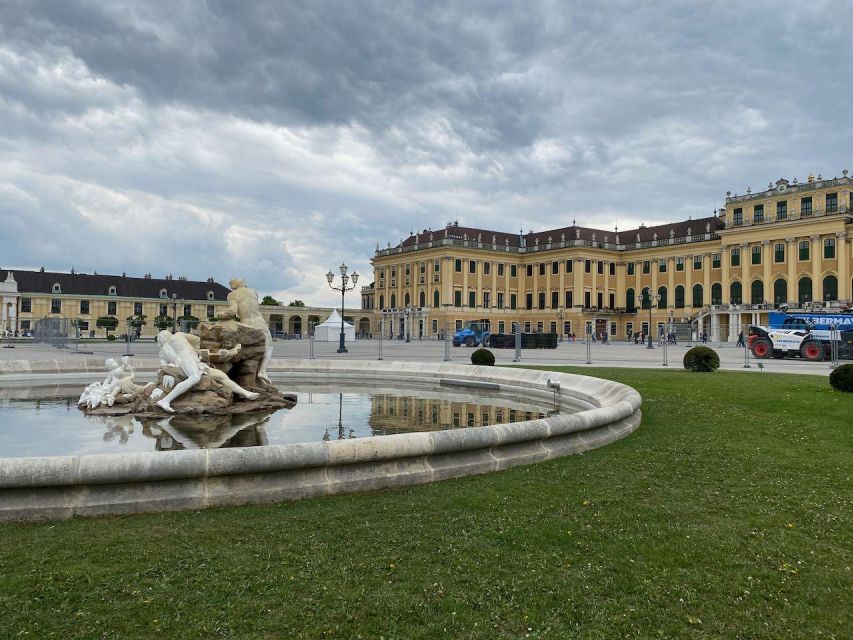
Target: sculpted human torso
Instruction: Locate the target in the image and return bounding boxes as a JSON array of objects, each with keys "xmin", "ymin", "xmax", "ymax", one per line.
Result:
[{"xmin": 215, "ymin": 278, "xmax": 273, "ymax": 385}]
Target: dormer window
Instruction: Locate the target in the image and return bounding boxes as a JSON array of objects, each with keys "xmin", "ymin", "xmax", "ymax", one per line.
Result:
[
  {"xmin": 207, "ymin": 291, "xmax": 214, "ymax": 301},
  {"xmin": 52, "ymin": 283, "xmax": 61, "ymax": 293},
  {"xmin": 160, "ymin": 289, "xmax": 168, "ymax": 299},
  {"xmin": 108, "ymin": 286, "xmax": 117, "ymax": 296}
]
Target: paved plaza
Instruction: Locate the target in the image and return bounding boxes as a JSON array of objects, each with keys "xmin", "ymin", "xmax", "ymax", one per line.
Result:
[{"xmin": 0, "ymin": 335, "xmax": 836, "ymax": 376}]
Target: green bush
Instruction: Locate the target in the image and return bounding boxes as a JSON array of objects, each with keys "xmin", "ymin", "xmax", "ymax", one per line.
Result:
[
  {"xmin": 471, "ymin": 348, "xmax": 496, "ymax": 366},
  {"xmin": 106, "ymin": 334, "xmax": 116, "ymax": 341},
  {"xmin": 829, "ymin": 363, "xmax": 853, "ymax": 392},
  {"xmin": 683, "ymin": 345, "xmax": 720, "ymax": 372}
]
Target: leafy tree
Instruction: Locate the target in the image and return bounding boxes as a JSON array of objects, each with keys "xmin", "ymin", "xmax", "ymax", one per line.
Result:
[
  {"xmin": 126, "ymin": 314, "xmax": 147, "ymax": 328},
  {"xmin": 96, "ymin": 316, "xmax": 119, "ymax": 337},
  {"xmin": 153, "ymin": 315, "xmax": 173, "ymax": 331},
  {"xmin": 261, "ymin": 295, "xmax": 281, "ymax": 306},
  {"xmin": 287, "ymin": 300, "xmax": 306, "ymax": 307}
]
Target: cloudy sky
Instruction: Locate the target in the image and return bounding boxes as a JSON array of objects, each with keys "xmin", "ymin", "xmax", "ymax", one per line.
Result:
[{"xmin": 0, "ymin": 1, "xmax": 850, "ymax": 305}]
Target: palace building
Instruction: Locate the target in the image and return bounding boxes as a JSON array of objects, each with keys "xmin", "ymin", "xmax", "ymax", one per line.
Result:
[
  {"xmin": 0, "ymin": 269, "xmax": 232, "ymax": 337},
  {"xmin": 363, "ymin": 171, "xmax": 853, "ymax": 342}
]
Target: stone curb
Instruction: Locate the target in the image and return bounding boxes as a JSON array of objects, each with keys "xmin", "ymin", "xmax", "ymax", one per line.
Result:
[{"xmin": 0, "ymin": 360, "xmax": 642, "ymax": 522}]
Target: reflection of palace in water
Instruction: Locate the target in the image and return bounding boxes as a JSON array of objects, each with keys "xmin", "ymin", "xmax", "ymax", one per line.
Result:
[{"xmin": 368, "ymin": 394, "xmax": 545, "ymax": 435}]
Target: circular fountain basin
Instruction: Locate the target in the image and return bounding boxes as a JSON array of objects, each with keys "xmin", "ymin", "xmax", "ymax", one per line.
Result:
[{"xmin": 0, "ymin": 359, "xmax": 642, "ymax": 522}]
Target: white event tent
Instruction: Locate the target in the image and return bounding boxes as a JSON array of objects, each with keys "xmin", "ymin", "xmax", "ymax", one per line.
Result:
[{"xmin": 313, "ymin": 309, "xmax": 355, "ymax": 342}]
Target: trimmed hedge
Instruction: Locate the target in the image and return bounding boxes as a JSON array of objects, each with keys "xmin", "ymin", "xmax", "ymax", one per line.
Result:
[
  {"xmin": 829, "ymin": 363, "xmax": 853, "ymax": 392},
  {"xmin": 683, "ymin": 346, "xmax": 720, "ymax": 372},
  {"xmin": 471, "ymin": 348, "xmax": 496, "ymax": 366}
]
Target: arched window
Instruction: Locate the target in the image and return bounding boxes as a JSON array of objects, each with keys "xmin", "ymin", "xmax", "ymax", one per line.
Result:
[
  {"xmin": 657, "ymin": 286, "xmax": 667, "ymax": 309},
  {"xmin": 692, "ymin": 284, "xmax": 703, "ymax": 308},
  {"xmin": 641, "ymin": 287, "xmax": 651, "ymax": 310},
  {"xmin": 626, "ymin": 288, "xmax": 635, "ymax": 312},
  {"xmin": 108, "ymin": 286, "xmax": 117, "ymax": 296},
  {"xmin": 404, "ymin": 292, "xmax": 410, "ymax": 307},
  {"xmin": 751, "ymin": 280, "xmax": 764, "ymax": 305},
  {"xmin": 798, "ymin": 277, "xmax": 812, "ymax": 305},
  {"xmin": 773, "ymin": 279, "xmax": 787, "ymax": 306},
  {"xmin": 823, "ymin": 275, "xmax": 838, "ymax": 301},
  {"xmin": 207, "ymin": 291, "xmax": 215, "ymax": 301},
  {"xmin": 730, "ymin": 282, "xmax": 742, "ymax": 304},
  {"xmin": 419, "ymin": 291, "xmax": 426, "ymax": 307},
  {"xmin": 433, "ymin": 290, "xmax": 440, "ymax": 308},
  {"xmin": 674, "ymin": 285, "xmax": 685, "ymax": 308},
  {"xmin": 160, "ymin": 289, "xmax": 168, "ymax": 299},
  {"xmin": 390, "ymin": 294, "xmax": 396, "ymax": 309},
  {"xmin": 379, "ymin": 295, "xmax": 385, "ymax": 310},
  {"xmin": 711, "ymin": 283, "xmax": 722, "ymax": 305}
]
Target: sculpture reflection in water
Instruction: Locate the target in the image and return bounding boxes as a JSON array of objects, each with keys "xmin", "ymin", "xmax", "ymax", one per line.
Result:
[{"xmin": 96, "ymin": 412, "xmax": 274, "ymax": 451}]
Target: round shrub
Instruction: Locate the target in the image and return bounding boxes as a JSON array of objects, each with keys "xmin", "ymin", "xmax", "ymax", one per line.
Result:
[
  {"xmin": 471, "ymin": 348, "xmax": 496, "ymax": 366},
  {"xmin": 106, "ymin": 334, "xmax": 116, "ymax": 341},
  {"xmin": 829, "ymin": 363, "xmax": 853, "ymax": 392},
  {"xmin": 683, "ymin": 345, "xmax": 720, "ymax": 372}
]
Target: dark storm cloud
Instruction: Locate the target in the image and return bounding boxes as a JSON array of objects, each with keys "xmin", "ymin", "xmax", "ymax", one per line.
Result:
[{"xmin": 0, "ymin": 0, "xmax": 851, "ymax": 303}]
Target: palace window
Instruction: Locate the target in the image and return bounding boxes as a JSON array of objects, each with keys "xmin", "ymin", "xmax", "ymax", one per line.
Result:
[
  {"xmin": 454, "ymin": 290, "xmax": 462, "ymax": 307},
  {"xmin": 207, "ymin": 291, "xmax": 214, "ymax": 301},
  {"xmin": 134, "ymin": 302, "xmax": 143, "ymax": 315},
  {"xmin": 693, "ymin": 255, "xmax": 702, "ymax": 270},
  {"xmin": 21, "ymin": 298, "xmax": 31, "ymax": 313},
  {"xmin": 468, "ymin": 291, "xmax": 476, "ymax": 307},
  {"xmin": 482, "ymin": 292, "xmax": 490, "ymax": 308},
  {"xmin": 774, "ymin": 243, "xmax": 785, "ymax": 263},
  {"xmin": 801, "ymin": 196, "xmax": 812, "ymax": 216},
  {"xmin": 753, "ymin": 204, "xmax": 764, "ymax": 222},
  {"xmin": 826, "ymin": 192, "xmax": 838, "ymax": 213},
  {"xmin": 609, "ymin": 292, "xmax": 615, "ymax": 308},
  {"xmin": 538, "ymin": 292, "xmax": 545, "ymax": 309},
  {"xmin": 183, "ymin": 304, "xmax": 192, "ymax": 316},
  {"xmin": 497, "ymin": 263, "xmax": 504, "ymax": 277},
  {"xmin": 799, "ymin": 240, "xmax": 809, "ymax": 261},
  {"xmin": 454, "ymin": 259, "xmax": 462, "ymax": 272},
  {"xmin": 510, "ymin": 293, "xmax": 517, "ymax": 310},
  {"xmin": 79, "ymin": 300, "xmax": 90, "ymax": 315},
  {"xmin": 730, "ymin": 247, "xmax": 740, "ymax": 267},
  {"xmin": 160, "ymin": 303, "xmax": 168, "ymax": 316},
  {"xmin": 824, "ymin": 237, "xmax": 835, "ymax": 259},
  {"xmin": 434, "ymin": 261, "xmax": 440, "ymax": 273},
  {"xmin": 627, "ymin": 262, "xmax": 635, "ymax": 276},
  {"xmin": 609, "ymin": 262, "xmax": 615, "ymax": 276},
  {"xmin": 712, "ymin": 254, "xmax": 721, "ymax": 269},
  {"xmin": 496, "ymin": 292, "xmax": 504, "ymax": 309},
  {"xmin": 51, "ymin": 299, "xmax": 61, "ymax": 314},
  {"xmin": 552, "ymin": 261, "xmax": 559, "ymax": 275},
  {"xmin": 551, "ymin": 291, "xmax": 558, "ymax": 308},
  {"xmin": 526, "ymin": 264, "xmax": 533, "ymax": 277},
  {"xmin": 207, "ymin": 305, "xmax": 215, "ymax": 319},
  {"xmin": 733, "ymin": 208, "xmax": 743, "ymax": 225},
  {"xmin": 776, "ymin": 201, "xmax": 787, "ymax": 220},
  {"xmin": 585, "ymin": 260, "xmax": 591, "ymax": 273},
  {"xmin": 597, "ymin": 292, "xmax": 604, "ymax": 308},
  {"xmin": 405, "ymin": 264, "xmax": 410, "ymax": 276},
  {"xmin": 658, "ymin": 259, "xmax": 667, "ymax": 273},
  {"xmin": 420, "ymin": 261, "xmax": 425, "ymax": 274},
  {"xmin": 483, "ymin": 262, "xmax": 490, "ymax": 275},
  {"xmin": 539, "ymin": 263, "xmax": 546, "ymax": 276},
  {"xmin": 565, "ymin": 259, "xmax": 573, "ymax": 273},
  {"xmin": 468, "ymin": 260, "xmax": 476, "ymax": 274},
  {"xmin": 751, "ymin": 245, "xmax": 761, "ymax": 265},
  {"xmin": 525, "ymin": 293, "xmax": 533, "ymax": 309},
  {"xmin": 676, "ymin": 258, "xmax": 684, "ymax": 272},
  {"xmin": 510, "ymin": 264, "xmax": 517, "ymax": 278},
  {"xmin": 108, "ymin": 301, "xmax": 116, "ymax": 315},
  {"xmin": 642, "ymin": 260, "xmax": 650, "ymax": 274},
  {"xmin": 52, "ymin": 283, "xmax": 61, "ymax": 293},
  {"xmin": 597, "ymin": 261, "xmax": 603, "ymax": 275},
  {"xmin": 159, "ymin": 289, "xmax": 168, "ymax": 298},
  {"xmin": 584, "ymin": 291, "xmax": 591, "ymax": 308},
  {"xmin": 565, "ymin": 290, "xmax": 573, "ymax": 308}
]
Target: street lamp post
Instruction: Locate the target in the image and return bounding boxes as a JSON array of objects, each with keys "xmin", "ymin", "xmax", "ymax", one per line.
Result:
[
  {"xmin": 405, "ymin": 306, "xmax": 411, "ymax": 343},
  {"xmin": 556, "ymin": 307, "xmax": 565, "ymax": 342},
  {"xmin": 171, "ymin": 293, "xmax": 178, "ymax": 333},
  {"xmin": 638, "ymin": 292, "xmax": 661, "ymax": 350},
  {"xmin": 326, "ymin": 263, "xmax": 359, "ymax": 353}
]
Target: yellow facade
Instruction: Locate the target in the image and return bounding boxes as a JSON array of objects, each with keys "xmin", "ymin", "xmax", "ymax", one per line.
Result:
[{"xmin": 364, "ymin": 173, "xmax": 852, "ymax": 342}]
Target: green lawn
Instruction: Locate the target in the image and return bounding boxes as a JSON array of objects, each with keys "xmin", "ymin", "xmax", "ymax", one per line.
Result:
[{"xmin": 1, "ymin": 368, "xmax": 851, "ymax": 639}]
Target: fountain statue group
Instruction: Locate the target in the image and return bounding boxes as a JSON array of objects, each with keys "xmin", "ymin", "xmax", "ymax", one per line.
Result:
[{"xmin": 79, "ymin": 278, "xmax": 295, "ymax": 417}]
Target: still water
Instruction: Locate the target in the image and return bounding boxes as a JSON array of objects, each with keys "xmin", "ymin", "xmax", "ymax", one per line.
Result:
[{"xmin": 0, "ymin": 383, "xmax": 556, "ymax": 458}]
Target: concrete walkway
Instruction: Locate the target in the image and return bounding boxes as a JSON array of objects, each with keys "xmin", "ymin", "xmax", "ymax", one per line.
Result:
[{"xmin": 0, "ymin": 336, "xmax": 838, "ymax": 376}]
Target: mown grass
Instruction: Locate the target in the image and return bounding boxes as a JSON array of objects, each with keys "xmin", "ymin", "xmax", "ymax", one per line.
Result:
[{"xmin": 0, "ymin": 368, "xmax": 850, "ymax": 639}]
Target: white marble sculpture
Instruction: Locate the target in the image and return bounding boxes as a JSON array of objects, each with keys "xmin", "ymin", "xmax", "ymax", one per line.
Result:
[
  {"xmin": 78, "ymin": 357, "xmax": 149, "ymax": 409},
  {"xmin": 214, "ymin": 277, "xmax": 273, "ymax": 385},
  {"xmin": 155, "ymin": 330, "xmax": 259, "ymax": 413}
]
